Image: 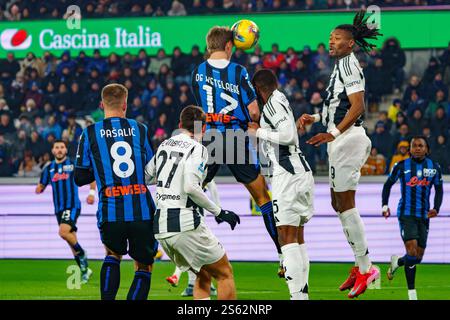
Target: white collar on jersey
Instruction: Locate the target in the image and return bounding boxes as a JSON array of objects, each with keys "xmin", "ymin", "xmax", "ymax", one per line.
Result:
[{"xmin": 207, "ymin": 58, "xmax": 230, "ymax": 68}]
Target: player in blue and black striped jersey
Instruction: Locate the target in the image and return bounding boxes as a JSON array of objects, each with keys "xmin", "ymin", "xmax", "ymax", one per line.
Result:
[
  {"xmin": 191, "ymin": 26, "xmax": 283, "ymax": 276},
  {"xmin": 36, "ymin": 140, "xmax": 96, "ymax": 283},
  {"xmin": 381, "ymin": 136, "xmax": 444, "ymax": 300},
  {"xmin": 74, "ymin": 84, "xmax": 157, "ymax": 300}
]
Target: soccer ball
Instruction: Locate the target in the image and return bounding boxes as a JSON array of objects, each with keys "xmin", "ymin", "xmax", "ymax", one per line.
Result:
[{"xmin": 231, "ymin": 19, "xmax": 260, "ymax": 50}]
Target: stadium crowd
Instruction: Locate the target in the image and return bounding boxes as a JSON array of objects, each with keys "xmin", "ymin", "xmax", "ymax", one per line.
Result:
[
  {"xmin": 0, "ymin": 37, "xmax": 449, "ymax": 177},
  {"xmin": 0, "ymin": 0, "xmax": 449, "ymax": 20}
]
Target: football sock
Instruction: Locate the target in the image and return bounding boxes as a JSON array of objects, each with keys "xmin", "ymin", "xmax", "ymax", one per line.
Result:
[
  {"xmin": 299, "ymin": 244, "xmax": 309, "ymax": 294},
  {"xmin": 404, "ymin": 255, "xmax": 419, "ymax": 290},
  {"xmin": 127, "ymin": 271, "xmax": 152, "ymax": 300},
  {"xmin": 72, "ymin": 242, "xmax": 85, "ymax": 256},
  {"xmin": 281, "ymin": 243, "xmax": 304, "ymax": 300},
  {"xmin": 188, "ymin": 270, "xmax": 197, "ymax": 286},
  {"xmin": 74, "ymin": 256, "xmax": 81, "ymax": 269},
  {"xmin": 100, "ymin": 256, "xmax": 121, "ymax": 300},
  {"xmin": 398, "ymin": 255, "xmax": 405, "ymax": 266},
  {"xmin": 339, "ymin": 208, "xmax": 371, "ymax": 274},
  {"xmin": 260, "ymin": 201, "xmax": 282, "ymax": 254},
  {"xmin": 173, "ymin": 266, "xmax": 182, "ymax": 279}
]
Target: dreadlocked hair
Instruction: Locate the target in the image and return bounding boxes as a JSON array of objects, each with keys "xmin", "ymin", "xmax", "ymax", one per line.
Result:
[{"xmin": 335, "ymin": 9, "xmax": 382, "ymax": 53}]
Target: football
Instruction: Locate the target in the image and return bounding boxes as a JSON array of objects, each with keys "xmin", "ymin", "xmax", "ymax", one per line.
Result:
[{"xmin": 231, "ymin": 19, "xmax": 260, "ymax": 50}]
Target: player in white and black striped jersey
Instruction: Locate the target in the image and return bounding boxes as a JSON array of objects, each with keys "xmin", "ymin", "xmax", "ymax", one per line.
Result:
[
  {"xmin": 249, "ymin": 69, "xmax": 314, "ymax": 300},
  {"xmin": 298, "ymin": 10, "xmax": 382, "ymax": 299},
  {"xmin": 145, "ymin": 105, "xmax": 240, "ymax": 300}
]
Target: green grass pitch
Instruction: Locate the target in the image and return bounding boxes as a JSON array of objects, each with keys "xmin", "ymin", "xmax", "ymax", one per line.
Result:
[{"xmin": 0, "ymin": 259, "xmax": 449, "ymax": 300}]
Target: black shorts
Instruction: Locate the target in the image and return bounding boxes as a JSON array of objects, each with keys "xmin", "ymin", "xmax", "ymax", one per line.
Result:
[
  {"xmin": 398, "ymin": 216, "xmax": 430, "ymax": 249},
  {"xmin": 203, "ymin": 130, "xmax": 260, "ymax": 185},
  {"xmin": 99, "ymin": 220, "xmax": 158, "ymax": 265},
  {"xmin": 56, "ymin": 208, "xmax": 80, "ymax": 232}
]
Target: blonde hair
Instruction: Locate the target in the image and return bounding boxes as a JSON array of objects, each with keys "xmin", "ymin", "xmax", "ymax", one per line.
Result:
[
  {"xmin": 206, "ymin": 26, "xmax": 233, "ymax": 53},
  {"xmin": 101, "ymin": 83, "xmax": 128, "ymax": 110}
]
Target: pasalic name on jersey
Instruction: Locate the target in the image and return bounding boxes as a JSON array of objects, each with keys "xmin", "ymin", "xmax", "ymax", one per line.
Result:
[{"xmin": 99, "ymin": 127, "xmax": 136, "ymax": 138}]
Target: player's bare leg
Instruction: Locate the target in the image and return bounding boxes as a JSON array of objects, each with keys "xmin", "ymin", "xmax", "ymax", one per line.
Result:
[
  {"xmin": 278, "ymin": 225, "xmax": 307, "ymax": 300},
  {"xmin": 334, "ymin": 189, "xmax": 379, "ymax": 298},
  {"xmin": 194, "ymin": 269, "xmax": 212, "ymax": 300},
  {"xmin": 127, "ymin": 261, "xmax": 153, "ymax": 300},
  {"xmin": 59, "ymin": 224, "xmax": 91, "ymax": 283},
  {"xmin": 202, "ymin": 254, "xmax": 236, "ymax": 300},
  {"xmin": 244, "ymin": 174, "xmax": 283, "ymax": 276}
]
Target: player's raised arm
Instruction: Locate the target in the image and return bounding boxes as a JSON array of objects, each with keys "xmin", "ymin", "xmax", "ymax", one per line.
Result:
[{"xmin": 382, "ymin": 161, "xmax": 402, "ymax": 218}]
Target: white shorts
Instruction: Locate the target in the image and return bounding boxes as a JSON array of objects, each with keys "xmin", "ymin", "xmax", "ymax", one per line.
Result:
[
  {"xmin": 327, "ymin": 126, "xmax": 371, "ymax": 192},
  {"xmin": 271, "ymin": 170, "xmax": 314, "ymax": 227},
  {"xmin": 158, "ymin": 222, "xmax": 225, "ymax": 273}
]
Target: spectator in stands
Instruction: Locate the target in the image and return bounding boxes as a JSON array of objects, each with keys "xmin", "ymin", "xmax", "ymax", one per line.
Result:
[
  {"xmin": 87, "ymin": 49, "xmax": 107, "ymax": 74},
  {"xmin": 430, "ymin": 107, "xmax": 449, "ymax": 137},
  {"xmin": 16, "ymin": 151, "xmax": 41, "ymax": 177},
  {"xmin": 408, "ymin": 109, "xmax": 428, "ymax": 136},
  {"xmin": 422, "ymin": 126, "xmax": 435, "ymax": 151},
  {"xmin": 232, "ymin": 49, "xmax": 249, "ymax": 67},
  {"xmin": 26, "ymin": 130, "xmax": 49, "ymax": 161},
  {"xmin": 24, "ymin": 82, "xmax": 43, "ymax": 109},
  {"xmin": 132, "ymin": 49, "xmax": 150, "ymax": 71},
  {"xmin": 312, "ymin": 43, "xmax": 330, "ymax": 72},
  {"xmin": 0, "ymin": 134, "xmax": 13, "ymax": 176},
  {"xmin": 148, "ymin": 49, "xmax": 171, "ymax": 75},
  {"xmin": 370, "ymin": 121, "xmax": 394, "ymax": 159},
  {"xmin": 366, "ymin": 57, "xmax": 392, "ymax": 107},
  {"xmin": 406, "ymin": 90, "xmax": 427, "ymax": 116},
  {"xmin": 424, "ymin": 72, "xmax": 448, "ymax": 101},
  {"xmin": 387, "ymin": 98, "xmax": 403, "ymax": 123},
  {"xmin": 56, "ymin": 51, "xmax": 76, "ymax": 76},
  {"xmin": 392, "ymin": 123, "xmax": 411, "ymax": 155},
  {"xmin": 42, "ymin": 115, "xmax": 62, "ymax": 140},
  {"xmin": 433, "ymin": 135, "xmax": 450, "ymax": 174},
  {"xmin": 361, "ymin": 147, "xmax": 386, "ymax": 176},
  {"xmin": 423, "ymin": 56, "xmax": 441, "ymax": 85},
  {"xmin": 171, "ymin": 47, "xmax": 190, "ymax": 84},
  {"xmin": 425, "ymin": 89, "xmax": 448, "ymax": 119},
  {"xmin": 402, "ymin": 75, "xmax": 423, "ymax": 106},
  {"xmin": 168, "ymin": 0, "xmax": 187, "ymax": 16},
  {"xmin": 263, "ymin": 43, "xmax": 285, "ymax": 73},
  {"xmin": 377, "ymin": 111, "xmax": 393, "ymax": 132},
  {"xmin": 4, "ymin": 3, "xmax": 21, "ymax": 21},
  {"xmin": 0, "ymin": 52, "xmax": 20, "ymax": 84},
  {"xmin": 18, "ymin": 114, "xmax": 33, "ymax": 136},
  {"xmin": 84, "ymin": 82, "xmax": 101, "ymax": 113},
  {"xmin": 248, "ymin": 46, "xmax": 263, "ymax": 74},
  {"xmin": 147, "ymin": 96, "xmax": 161, "ymax": 122},
  {"xmin": 0, "ymin": 113, "xmax": 16, "ymax": 136},
  {"xmin": 389, "ymin": 141, "xmax": 410, "ymax": 171},
  {"xmin": 19, "ymin": 52, "xmax": 45, "ymax": 78},
  {"xmin": 64, "ymin": 114, "xmax": 83, "ymax": 158},
  {"xmin": 380, "ymin": 37, "xmax": 405, "ymax": 93}
]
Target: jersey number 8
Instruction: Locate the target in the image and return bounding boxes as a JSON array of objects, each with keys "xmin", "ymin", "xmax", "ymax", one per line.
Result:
[{"xmin": 110, "ymin": 141, "xmax": 135, "ymax": 178}]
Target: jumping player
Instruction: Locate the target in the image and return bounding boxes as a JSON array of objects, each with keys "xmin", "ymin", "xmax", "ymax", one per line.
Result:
[
  {"xmin": 145, "ymin": 105, "xmax": 240, "ymax": 300},
  {"xmin": 298, "ymin": 10, "xmax": 381, "ymax": 298},
  {"xmin": 74, "ymin": 83, "xmax": 158, "ymax": 300},
  {"xmin": 36, "ymin": 140, "xmax": 95, "ymax": 283},
  {"xmin": 249, "ymin": 69, "xmax": 314, "ymax": 300},
  {"xmin": 191, "ymin": 26, "xmax": 283, "ymax": 276},
  {"xmin": 382, "ymin": 136, "xmax": 443, "ymax": 300}
]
